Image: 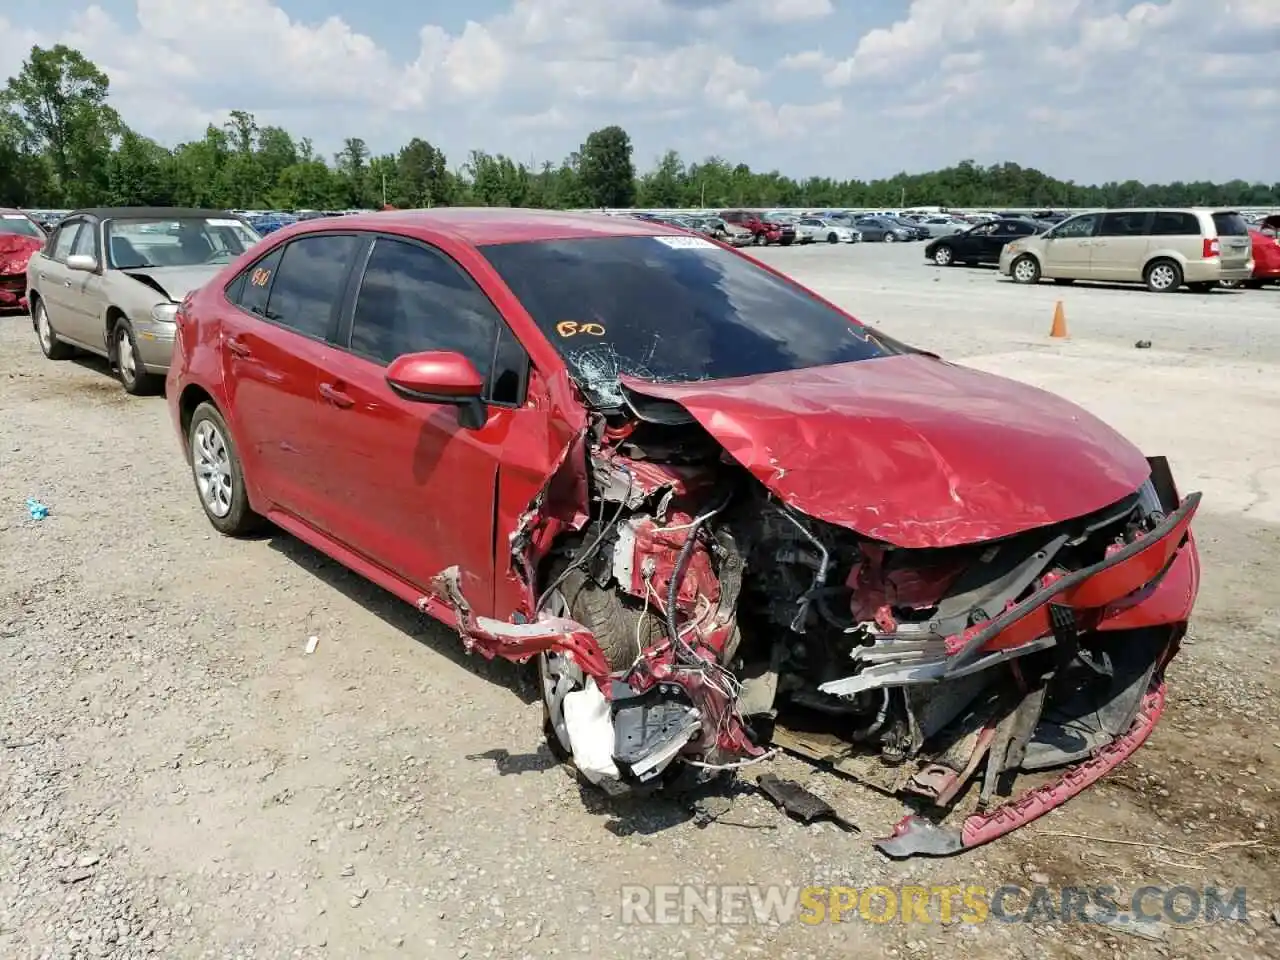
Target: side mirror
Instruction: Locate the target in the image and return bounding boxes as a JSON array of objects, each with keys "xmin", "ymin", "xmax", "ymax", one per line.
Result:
[
  {"xmin": 66, "ymin": 254, "xmax": 98, "ymax": 272},
  {"xmin": 386, "ymin": 350, "xmax": 488, "ymax": 428}
]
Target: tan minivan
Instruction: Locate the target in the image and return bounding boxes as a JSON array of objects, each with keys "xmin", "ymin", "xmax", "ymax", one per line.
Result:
[{"xmin": 998, "ymin": 208, "xmax": 1255, "ymax": 292}]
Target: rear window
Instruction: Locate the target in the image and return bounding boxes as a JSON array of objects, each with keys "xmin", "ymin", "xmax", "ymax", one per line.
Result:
[
  {"xmin": 481, "ymin": 236, "xmax": 913, "ymax": 407},
  {"xmin": 1211, "ymin": 212, "xmax": 1250, "ymax": 237},
  {"xmin": 0, "ymin": 214, "xmax": 43, "ymax": 239}
]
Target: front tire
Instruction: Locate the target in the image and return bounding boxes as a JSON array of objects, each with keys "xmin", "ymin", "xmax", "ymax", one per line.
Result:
[
  {"xmin": 187, "ymin": 402, "xmax": 261, "ymax": 536},
  {"xmin": 827, "ymin": 232, "xmax": 838, "ymax": 244},
  {"xmin": 884, "ymin": 232, "xmax": 897, "ymax": 243},
  {"xmin": 538, "ymin": 567, "xmax": 662, "ymax": 761},
  {"xmin": 113, "ymin": 318, "xmax": 159, "ymax": 395},
  {"xmin": 34, "ymin": 299, "xmax": 74, "ymax": 360},
  {"xmin": 1011, "ymin": 255, "xmax": 1041, "ymax": 284},
  {"xmin": 933, "ymin": 245, "xmax": 954, "ymax": 266}
]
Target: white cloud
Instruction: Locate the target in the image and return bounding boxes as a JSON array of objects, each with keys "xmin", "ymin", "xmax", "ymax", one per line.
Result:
[{"xmin": 2, "ymin": 0, "xmax": 1277, "ymax": 184}]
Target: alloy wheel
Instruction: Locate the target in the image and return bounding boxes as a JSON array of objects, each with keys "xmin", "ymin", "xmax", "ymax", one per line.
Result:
[{"xmin": 192, "ymin": 419, "xmax": 235, "ymax": 518}]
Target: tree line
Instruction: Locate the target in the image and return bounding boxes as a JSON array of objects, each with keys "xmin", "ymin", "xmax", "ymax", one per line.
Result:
[{"xmin": 3, "ymin": 45, "xmax": 1278, "ymax": 213}]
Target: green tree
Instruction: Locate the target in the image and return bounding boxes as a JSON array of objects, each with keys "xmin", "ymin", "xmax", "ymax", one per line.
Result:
[
  {"xmin": 107, "ymin": 128, "xmax": 172, "ymax": 205},
  {"xmin": 393, "ymin": 137, "xmax": 448, "ymax": 208},
  {"xmin": 1, "ymin": 44, "xmax": 121, "ymax": 205},
  {"xmin": 576, "ymin": 125, "xmax": 636, "ymax": 208}
]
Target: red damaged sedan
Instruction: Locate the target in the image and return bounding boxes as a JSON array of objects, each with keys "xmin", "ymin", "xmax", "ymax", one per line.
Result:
[
  {"xmin": 166, "ymin": 209, "xmax": 1200, "ymax": 857},
  {"xmin": 0, "ymin": 208, "xmax": 47, "ymax": 311}
]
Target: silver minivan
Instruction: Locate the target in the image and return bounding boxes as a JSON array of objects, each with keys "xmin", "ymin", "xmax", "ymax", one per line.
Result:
[{"xmin": 998, "ymin": 208, "xmax": 1254, "ymax": 292}]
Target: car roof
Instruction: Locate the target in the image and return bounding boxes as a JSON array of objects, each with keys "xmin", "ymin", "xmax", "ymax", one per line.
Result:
[
  {"xmin": 63, "ymin": 207, "xmax": 242, "ymax": 221},
  {"xmin": 326, "ymin": 208, "xmax": 694, "ymax": 246}
]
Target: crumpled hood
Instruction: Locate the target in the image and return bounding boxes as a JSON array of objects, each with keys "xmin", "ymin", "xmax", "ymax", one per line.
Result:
[
  {"xmin": 123, "ymin": 264, "xmax": 221, "ymax": 301},
  {"xmin": 0, "ymin": 234, "xmax": 42, "ymax": 276},
  {"xmin": 619, "ymin": 354, "xmax": 1151, "ymax": 548}
]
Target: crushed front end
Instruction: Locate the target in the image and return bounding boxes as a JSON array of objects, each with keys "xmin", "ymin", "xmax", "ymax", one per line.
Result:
[{"xmin": 428, "ymin": 387, "xmax": 1200, "ymax": 857}]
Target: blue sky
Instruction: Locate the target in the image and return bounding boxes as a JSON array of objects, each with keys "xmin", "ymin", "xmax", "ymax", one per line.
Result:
[{"xmin": 3, "ymin": 1, "xmax": 1277, "ymax": 184}]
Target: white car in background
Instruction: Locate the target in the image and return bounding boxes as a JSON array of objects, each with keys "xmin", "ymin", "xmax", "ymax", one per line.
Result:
[{"xmin": 797, "ymin": 217, "xmax": 861, "ymax": 244}]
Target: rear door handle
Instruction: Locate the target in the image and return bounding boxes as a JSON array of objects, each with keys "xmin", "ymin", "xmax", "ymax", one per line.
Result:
[
  {"xmin": 319, "ymin": 382, "xmax": 354, "ymax": 408},
  {"xmin": 225, "ymin": 337, "xmax": 251, "ymax": 357}
]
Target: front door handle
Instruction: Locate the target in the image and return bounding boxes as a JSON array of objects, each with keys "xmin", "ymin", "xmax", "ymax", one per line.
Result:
[
  {"xmin": 225, "ymin": 337, "xmax": 251, "ymax": 357},
  {"xmin": 319, "ymin": 382, "xmax": 354, "ymax": 408}
]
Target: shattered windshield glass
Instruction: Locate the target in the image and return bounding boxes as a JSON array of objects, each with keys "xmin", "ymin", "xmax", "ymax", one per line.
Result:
[{"xmin": 480, "ymin": 235, "xmax": 909, "ymax": 407}]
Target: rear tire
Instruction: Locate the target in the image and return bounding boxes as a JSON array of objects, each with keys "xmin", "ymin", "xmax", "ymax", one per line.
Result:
[
  {"xmin": 187, "ymin": 402, "xmax": 262, "ymax": 537},
  {"xmin": 1144, "ymin": 258, "xmax": 1182, "ymax": 293},
  {"xmin": 33, "ymin": 299, "xmax": 74, "ymax": 360}
]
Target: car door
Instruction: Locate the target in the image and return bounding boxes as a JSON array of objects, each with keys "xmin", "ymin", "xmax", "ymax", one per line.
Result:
[
  {"xmin": 982, "ymin": 220, "xmax": 1023, "ymax": 261},
  {"xmin": 1040, "ymin": 213, "xmax": 1101, "ymax": 278},
  {"xmin": 952, "ymin": 223, "xmax": 991, "ymax": 259},
  {"xmin": 35, "ymin": 219, "xmax": 83, "ymax": 331},
  {"xmin": 309, "ymin": 234, "xmax": 534, "ymax": 615},
  {"xmin": 220, "ymin": 233, "xmax": 362, "ymax": 528},
  {"xmin": 855, "ymin": 219, "xmax": 883, "ymax": 240},
  {"xmin": 1090, "ymin": 211, "xmax": 1152, "ymax": 282},
  {"xmin": 62, "ymin": 218, "xmax": 107, "ymax": 345}
]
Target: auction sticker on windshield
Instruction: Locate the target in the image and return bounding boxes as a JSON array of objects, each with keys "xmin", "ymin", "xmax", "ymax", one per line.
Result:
[{"xmin": 653, "ymin": 235, "xmax": 717, "ymax": 249}]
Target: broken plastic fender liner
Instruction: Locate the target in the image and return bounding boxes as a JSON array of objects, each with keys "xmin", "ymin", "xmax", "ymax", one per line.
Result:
[{"xmin": 563, "ymin": 678, "xmax": 620, "ymax": 784}]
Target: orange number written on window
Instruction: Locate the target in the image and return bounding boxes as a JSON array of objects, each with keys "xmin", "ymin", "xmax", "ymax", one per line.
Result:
[
  {"xmin": 250, "ymin": 268, "xmax": 271, "ymax": 287},
  {"xmin": 555, "ymin": 320, "xmax": 606, "ymax": 337}
]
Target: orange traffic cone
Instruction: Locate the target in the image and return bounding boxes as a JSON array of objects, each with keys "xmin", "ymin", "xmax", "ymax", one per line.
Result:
[{"xmin": 1050, "ymin": 300, "xmax": 1068, "ymax": 338}]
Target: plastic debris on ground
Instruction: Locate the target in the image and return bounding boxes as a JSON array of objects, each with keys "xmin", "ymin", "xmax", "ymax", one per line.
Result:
[
  {"xmin": 304, "ymin": 635, "xmax": 319, "ymax": 655},
  {"xmin": 26, "ymin": 498, "xmax": 50, "ymax": 520},
  {"xmin": 756, "ymin": 773, "xmax": 859, "ymax": 832}
]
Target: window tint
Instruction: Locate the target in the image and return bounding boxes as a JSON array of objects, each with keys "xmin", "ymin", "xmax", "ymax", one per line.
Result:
[
  {"xmin": 348, "ymin": 237, "xmax": 500, "ymax": 376},
  {"xmin": 1211, "ymin": 212, "xmax": 1249, "ymax": 237},
  {"xmin": 1010, "ymin": 221, "xmax": 1036, "ymax": 235},
  {"xmin": 70, "ymin": 222, "xmax": 98, "ymax": 258},
  {"xmin": 51, "ymin": 222, "xmax": 81, "ymax": 261},
  {"xmin": 1099, "ymin": 212, "xmax": 1150, "ymax": 237},
  {"xmin": 265, "ymin": 235, "xmax": 359, "ymax": 338},
  {"xmin": 1052, "ymin": 214, "xmax": 1099, "ymax": 238},
  {"xmin": 1149, "ymin": 212, "xmax": 1200, "ymax": 236},
  {"xmin": 481, "ymin": 236, "xmax": 912, "ymax": 408},
  {"xmin": 232, "ymin": 246, "xmax": 283, "ymax": 317}
]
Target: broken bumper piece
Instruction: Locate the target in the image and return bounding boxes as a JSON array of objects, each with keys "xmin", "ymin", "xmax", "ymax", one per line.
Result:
[
  {"xmin": 876, "ymin": 680, "xmax": 1167, "ymax": 858},
  {"xmin": 818, "ymin": 492, "xmax": 1199, "ymax": 699}
]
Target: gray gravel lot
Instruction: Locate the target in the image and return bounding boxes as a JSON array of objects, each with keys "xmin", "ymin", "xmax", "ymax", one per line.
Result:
[{"xmin": 2, "ymin": 243, "xmax": 1278, "ymax": 959}]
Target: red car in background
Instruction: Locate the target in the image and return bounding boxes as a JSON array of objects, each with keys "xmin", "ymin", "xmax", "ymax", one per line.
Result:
[
  {"xmin": 1240, "ymin": 214, "xmax": 1280, "ymax": 287},
  {"xmin": 719, "ymin": 209, "xmax": 794, "ymax": 245},
  {"xmin": 163, "ymin": 208, "xmax": 1199, "ymax": 858},
  {"xmin": 0, "ymin": 209, "xmax": 47, "ymax": 312}
]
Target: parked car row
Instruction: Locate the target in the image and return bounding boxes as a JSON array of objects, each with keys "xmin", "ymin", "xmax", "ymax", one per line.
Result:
[
  {"xmin": 19, "ymin": 205, "xmax": 1202, "ymax": 860},
  {"xmin": 924, "ymin": 207, "xmax": 1274, "ymax": 293}
]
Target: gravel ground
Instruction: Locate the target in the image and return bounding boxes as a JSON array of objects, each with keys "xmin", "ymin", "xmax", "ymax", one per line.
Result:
[{"xmin": 2, "ymin": 244, "xmax": 1278, "ymax": 959}]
